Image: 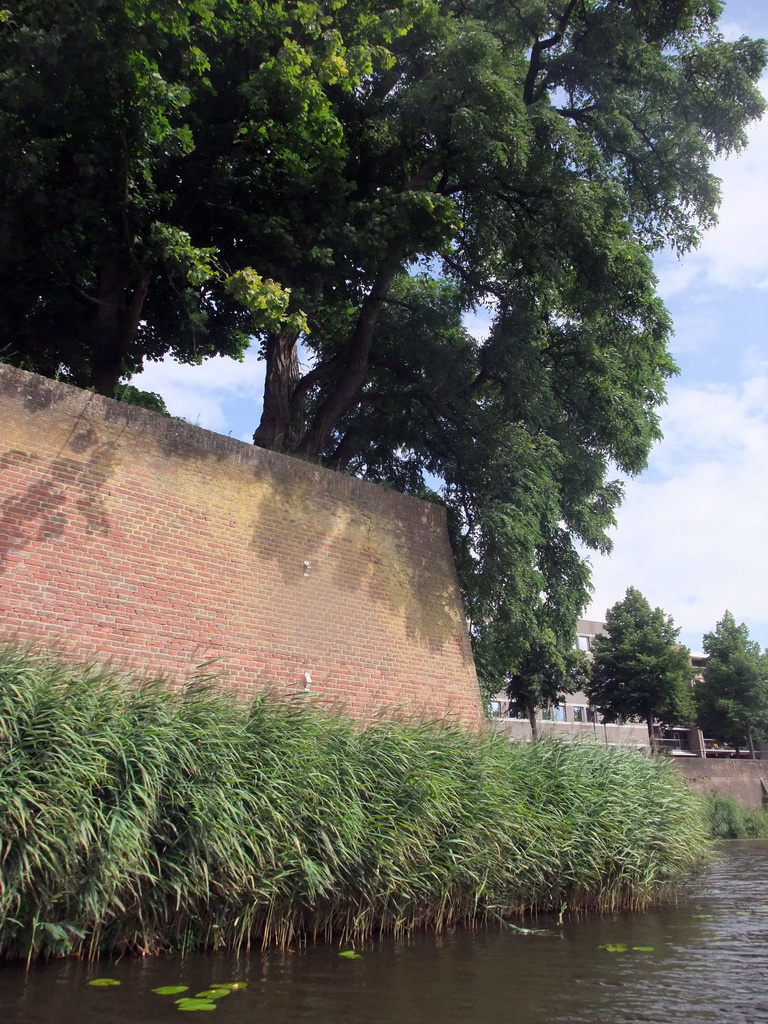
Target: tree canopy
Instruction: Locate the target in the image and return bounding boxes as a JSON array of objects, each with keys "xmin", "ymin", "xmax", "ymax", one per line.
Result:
[
  {"xmin": 588, "ymin": 587, "xmax": 694, "ymax": 747},
  {"xmin": 505, "ymin": 633, "xmax": 590, "ymax": 741},
  {"xmin": 695, "ymin": 611, "xmax": 768, "ymax": 758},
  {"xmin": 1, "ymin": 0, "xmax": 766, "ymax": 689}
]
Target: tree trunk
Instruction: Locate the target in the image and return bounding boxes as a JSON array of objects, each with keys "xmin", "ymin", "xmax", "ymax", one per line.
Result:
[
  {"xmin": 260, "ymin": 163, "xmax": 438, "ymax": 456},
  {"xmin": 747, "ymin": 723, "xmax": 756, "ymax": 760},
  {"xmin": 253, "ymin": 327, "xmax": 302, "ymax": 450},
  {"xmin": 328, "ymin": 428, "xmax": 360, "ymax": 470},
  {"xmin": 295, "ymin": 263, "xmax": 399, "ymax": 458},
  {"xmin": 91, "ymin": 256, "xmax": 150, "ymax": 397},
  {"xmin": 528, "ymin": 706, "xmax": 538, "ymax": 743},
  {"xmin": 647, "ymin": 713, "xmax": 657, "ymax": 755}
]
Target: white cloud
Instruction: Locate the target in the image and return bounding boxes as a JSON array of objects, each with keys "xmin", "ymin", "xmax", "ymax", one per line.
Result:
[
  {"xmin": 586, "ymin": 368, "xmax": 768, "ymax": 649},
  {"xmin": 718, "ymin": 2, "xmax": 767, "ymax": 43},
  {"xmin": 611, "ymin": 20, "xmax": 768, "ymax": 647},
  {"xmin": 719, "ymin": 19, "xmax": 751, "ymax": 42},
  {"xmin": 134, "ymin": 349, "xmax": 266, "ymax": 435},
  {"xmin": 659, "ymin": 75, "xmax": 768, "ymax": 298},
  {"xmin": 464, "ymin": 305, "xmax": 493, "ymax": 341},
  {"xmin": 660, "ymin": 301, "xmax": 724, "ymax": 356}
]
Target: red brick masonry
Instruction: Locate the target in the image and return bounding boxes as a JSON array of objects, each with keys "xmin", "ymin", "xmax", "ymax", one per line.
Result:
[{"xmin": 0, "ymin": 366, "xmax": 483, "ymax": 725}]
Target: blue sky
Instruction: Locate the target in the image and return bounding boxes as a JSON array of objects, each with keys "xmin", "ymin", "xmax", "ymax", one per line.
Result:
[{"xmin": 138, "ymin": 0, "xmax": 768, "ymax": 655}]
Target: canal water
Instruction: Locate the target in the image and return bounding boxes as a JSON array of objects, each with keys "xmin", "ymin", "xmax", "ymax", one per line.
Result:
[{"xmin": 2, "ymin": 841, "xmax": 767, "ymax": 1024}]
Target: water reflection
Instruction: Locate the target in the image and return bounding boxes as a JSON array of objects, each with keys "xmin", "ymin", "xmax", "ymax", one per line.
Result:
[{"xmin": 2, "ymin": 842, "xmax": 767, "ymax": 1024}]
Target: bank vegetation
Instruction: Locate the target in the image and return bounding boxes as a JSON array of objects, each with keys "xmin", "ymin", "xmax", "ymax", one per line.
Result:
[{"xmin": 0, "ymin": 646, "xmax": 709, "ymax": 962}]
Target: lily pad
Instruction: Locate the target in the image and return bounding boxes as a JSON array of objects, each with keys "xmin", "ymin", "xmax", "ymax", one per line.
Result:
[
  {"xmin": 214, "ymin": 983, "xmax": 247, "ymax": 990},
  {"xmin": 599, "ymin": 944, "xmax": 628, "ymax": 953},
  {"xmin": 339, "ymin": 951, "xmax": 362, "ymax": 959},
  {"xmin": 632, "ymin": 946, "xmax": 654, "ymax": 952},
  {"xmin": 196, "ymin": 990, "xmax": 231, "ymax": 999},
  {"xmin": 88, "ymin": 978, "xmax": 121, "ymax": 987},
  {"xmin": 175, "ymin": 998, "xmax": 218, "ymax": 1011},
  {"xmin": 153, "ymin": 986, "xmax": 190, "ymax": 995},
  {"xmin": 692, "ymin": 914, "xmax": 713, "ymax": 919}
]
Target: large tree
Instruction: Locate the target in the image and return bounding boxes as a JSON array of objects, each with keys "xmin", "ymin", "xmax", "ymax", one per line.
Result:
[
  {"xmin": 588, "ymin": 587, "xmax": 695, "ymax": 751},
  {"xmin": 0, "ymin": 0, "xmax": 392, "ymax": 393},
  {"xmin": 695, "ymin": 611, "xmax": 768, "ymax": 758},
  {"xmin": 1, "ymin": 1, "xmax": 765, "ymax": 685}
]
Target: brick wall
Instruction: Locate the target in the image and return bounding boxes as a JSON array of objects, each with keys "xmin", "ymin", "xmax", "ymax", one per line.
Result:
[{"xmin": 0, "ymin": 366, "xmax": 483, "ymax": 725}]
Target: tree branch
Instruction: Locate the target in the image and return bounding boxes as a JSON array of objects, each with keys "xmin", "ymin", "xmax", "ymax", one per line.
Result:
[
  {"xmin": 295, "ymin": 261, "xmax": 401, "ymax": 457},
  {"xmin": 523, "ymin": 0, "xmax": 580, "ymax": 106},
  {"xmin": 554, "ymin": 105, "xmax": 596, "ymax": 124},
  {"xmin": 288, "ymin": 352, "xmax": 346, "ymax": 416}
]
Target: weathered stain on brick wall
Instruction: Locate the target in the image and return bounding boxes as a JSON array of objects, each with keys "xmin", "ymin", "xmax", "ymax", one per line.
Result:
[{"xmin": 0, "ymin": 366, "xmax": 483, "ymax": 725}]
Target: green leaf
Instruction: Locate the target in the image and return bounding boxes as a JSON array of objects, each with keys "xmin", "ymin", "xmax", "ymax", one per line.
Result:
[
  {"xmin": 598, "ymin": 944, "xmax": 628, "ymax": 953},
  {"xmin": 195, "ymin": 990, "xmax": 230, "ymax": 999},
  {"xmin": 175, "ymin": 998, "xmax": 218, "ymax": 1011},
  {"xmin": 153, "ymin": 986, "xmax": 190, "ymax": 995},
  {"xmin": 339, "ymin": 950, "xmax": 362, "ymax": 958},
  {"xmin": 632, "ymin": 946, "xmax": 654, "ymax": 952},
  {"xmin": 88, "ymin": 978, "xmax": 121, "ymax": 987}
]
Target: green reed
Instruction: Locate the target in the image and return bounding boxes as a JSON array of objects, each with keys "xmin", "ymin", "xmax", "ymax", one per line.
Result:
[
  {"xmin": 704, "ymin": 793, "xmax": 768, "ymax": 840},
  {"xmin": 0, "ymin": 645, "xmax": 709, "ymax": 961}
]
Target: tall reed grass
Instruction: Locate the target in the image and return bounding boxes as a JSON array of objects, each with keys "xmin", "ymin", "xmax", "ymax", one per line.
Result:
[
  {"xmin": 704, "ymin": 793, "xmax": 768, "ymax": 839},
  {"xmin": 0, "ymin": 645, "xmax": 709, "ymax": 961}
]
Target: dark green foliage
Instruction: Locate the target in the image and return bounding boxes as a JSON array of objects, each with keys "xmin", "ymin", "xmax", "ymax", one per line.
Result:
[
  {"xmin": 506, "ymin": 635, "xmax": 591, "ymax": 739},
  {"xmin": 0, "ymin": 0, "xmax": 388, "ymax": 394},
  {"xmin": 0, "ymin": 1, "xmax": 247, "ymax": 393},
  {"xmin": 588, "ymin": 587, "xmax": 695, "ymax": 746},
  {"xmin": 114, "ymin": 384, "xmax": 172, "ymax": 417},
  {"xmin": 695, "ymin": 612, "xmax": 768, "ymax": 757},
  {"xmin": 0, "ymin": 645, "xmax": 708, "ymax": 961},
  {"xmin": 1, "ymin": 2, "xmax": 766, "ymax": 682},
  {"xmin": 704, "ymin": 794, "xmax": 768, "ymax": 840}
]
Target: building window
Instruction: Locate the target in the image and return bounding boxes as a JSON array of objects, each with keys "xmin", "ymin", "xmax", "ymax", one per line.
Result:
[
  {"xmin": 489, "ymin": 701, "xmax": 502, "ymax": 718},
  {"xmin": 572, "ymin": 705, "xmax": 585, "ymax": 723},
  {"xmin": 576, "ymin": 635, "xmax": 591, "ymax": 652},
  {"xmin": 586, "ymin": 706, "xmax": 598, "ymax": 724},
  {"xmin": 543, "ymin": 704, "xmax": 566, "ymax": 722}
]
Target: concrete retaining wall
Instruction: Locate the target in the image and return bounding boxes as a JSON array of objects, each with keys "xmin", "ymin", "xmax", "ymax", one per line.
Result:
[{"xmin": 673, "ymin": 758, "xmax": 768, "ymax": 811}]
